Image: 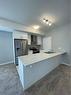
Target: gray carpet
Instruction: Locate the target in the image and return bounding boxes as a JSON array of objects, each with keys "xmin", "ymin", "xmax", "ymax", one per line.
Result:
[
  {"xmin": 0, "ymin": 64, "xmax": 71, "ymax": 95},
  {"xmin": 0, "ymin": 64, "xmax": 24, "ymax": 95}
]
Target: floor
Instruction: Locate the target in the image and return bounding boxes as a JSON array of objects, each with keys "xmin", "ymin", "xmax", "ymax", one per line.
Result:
[
  {"xmin": 0, "ymin": 64, "xmax": 24, "ymax": 95},
  {"xmin": 0, "ymin": 64, "xmax": 71, "ymax": 95}
]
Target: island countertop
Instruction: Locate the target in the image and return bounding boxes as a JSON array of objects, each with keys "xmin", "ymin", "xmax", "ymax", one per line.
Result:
[
  {"xmin": 18, "ymin": 51, "xmax": 65, "ymax": 67},
  {"xmin": 18, "ymin": 51, "xmax": 66, "ymax": 90}
]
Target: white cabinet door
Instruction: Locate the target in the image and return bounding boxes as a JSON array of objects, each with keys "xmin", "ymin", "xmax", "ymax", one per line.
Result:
[
  {"xmin": 37, "ymin": 36, "xmax": 42, "ymax": 45},
  {"xmin": 43, "ymin": 36, "xmax": 52, "ymax": 51},
  {"xmin": 28, "ymin": 34, "xmax": 31, "ymax": 45},
  {"xmin": 28, "ymin": 35, "xmax": 42, "ymax": 45},
  {"xmin": 13, "ymin": 31, "xmax": 28, "ymax": 39}
]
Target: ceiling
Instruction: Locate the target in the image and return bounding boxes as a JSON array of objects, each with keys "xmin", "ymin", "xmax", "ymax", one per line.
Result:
[{"xmin": 0, "ymin": 0, "xmax": 70, "ymax": 32}]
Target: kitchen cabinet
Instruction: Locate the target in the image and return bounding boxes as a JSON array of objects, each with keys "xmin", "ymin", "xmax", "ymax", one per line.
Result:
[
  {"xmin": 37, "ymin": 36, "xmax": 42, "ymax": 45},
  {"xmin": 31, "ymin": 35, "xmax": 37, "ymax": 45},
  {"xmin": 28, "ymin": 34, "xmax": 42, "ymax": 45},
  {"xmin": 13, "ymin": 31, "xmax": 28, "ymax": 39},
  {"xmin": 28, "ymin": 34, "xmax": 31, "ymax": 45},
  {"xmin": 18, "ymin": 52, "xmax": 64, "ymax": 90}
]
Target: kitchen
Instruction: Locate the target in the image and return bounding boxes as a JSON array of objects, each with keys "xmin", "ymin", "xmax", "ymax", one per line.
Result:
[
  {"xmin": 13, "ymin": 32, "xmax": 43, "ymax": 65},
  {"xmin": 12, "ymin": 30, "xmax": 66, "ymax": 91},
  {"xmin": 0, "ymin": 0, "xmax": 71, "ymax": 95}
]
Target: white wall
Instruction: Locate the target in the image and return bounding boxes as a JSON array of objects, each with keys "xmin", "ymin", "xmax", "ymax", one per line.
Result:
[
  {"xmin": 0, "ymin": 31, "xmax": 14, "ymax": 64},
  {"xmin": 46, "ymin": 23, "xmax": 71, "ymax": 64},
  {"xmin": 43, "ymin": 36, "xmax": 52, "ymax": 51}
]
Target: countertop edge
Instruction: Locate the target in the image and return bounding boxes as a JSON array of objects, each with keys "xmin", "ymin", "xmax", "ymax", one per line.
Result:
[{"xmin": 18, "ymin": 51, "xmax": 66, "ymax": 67}]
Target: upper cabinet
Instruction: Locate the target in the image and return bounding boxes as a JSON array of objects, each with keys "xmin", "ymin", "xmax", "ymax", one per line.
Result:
[
  {"xmin": 28, "ymin": 34, "xmax": 42, "ymax": 45},
  {"xmin": 31, "ymin": 35, "xmax": 37, "ymax": 45},
  {"xmin": 13, "ymin": 31, "xmax": 28, "ymax": 39},
  {"xmin": 13, "ymin": 31, "xmax": 42, "ymax": 45},
  {"xmin": 28, "ymin": 34, "xmax": 31, "ymax": 45},
  {"xmin": 37, "ymin": 36, "xmax": 42, "ymax": 45}
]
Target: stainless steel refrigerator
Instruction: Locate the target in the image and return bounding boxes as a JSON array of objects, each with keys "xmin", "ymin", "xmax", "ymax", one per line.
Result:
[{"xmin": 14, "ymin": 39, "xmax": 28, "ymax": 65}]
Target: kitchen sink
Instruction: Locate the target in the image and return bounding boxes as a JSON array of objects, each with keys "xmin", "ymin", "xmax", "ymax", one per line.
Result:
[{"xmin": 44, "ymin": 51, "xmax": 55, "ymax": 54}]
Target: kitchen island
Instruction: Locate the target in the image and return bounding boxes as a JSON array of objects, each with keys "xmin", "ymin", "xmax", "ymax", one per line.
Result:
[{"xmin": 18, "ymin": 51, "xmax": 65, "ymax": 90}]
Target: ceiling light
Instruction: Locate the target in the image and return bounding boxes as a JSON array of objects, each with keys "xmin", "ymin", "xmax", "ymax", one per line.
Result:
[
  {"xmin": 46, "ymin": 21, "xmax": 49, "ymax": 25},
  {"xmin": 43, "ymin": 19, "xmax": 46, "ymax": 23},
  {"xmin": 33, "ymin": 25, "xmax": 40, "ymax": 29},
  {"xmin": 42, "ymin": 18, "xmax": 52, "ymax": 26},
  {"xmin": 49, "ymin": 22, "xmax": 52, "ymax": 26}
]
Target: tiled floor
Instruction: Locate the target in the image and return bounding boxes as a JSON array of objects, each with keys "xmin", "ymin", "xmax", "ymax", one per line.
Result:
[{"xmin": 0, "ymin": 64, "xmax": 71, "ymax": 95}]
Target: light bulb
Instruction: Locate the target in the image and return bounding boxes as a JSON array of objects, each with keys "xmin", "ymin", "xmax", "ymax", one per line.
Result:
[
  {"xmin": 46, "ymin": 21, "xmax": 49, "ymax": 25},
  {"xmin": 43, "ymin": 19, "xmax": 46, "ymax": 23},
  {"xmin": 33, "ymin": 25, "xmax": 40, "ymax": 29},
  {"xmin": 49, "ymin": 22, "xmax": 52, "ymax": 26}
]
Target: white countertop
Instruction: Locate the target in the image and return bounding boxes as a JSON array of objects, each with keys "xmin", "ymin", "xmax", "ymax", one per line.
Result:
[{"xmin": 18, "ymin": 51, "xmax": 65, "ymax": 66}]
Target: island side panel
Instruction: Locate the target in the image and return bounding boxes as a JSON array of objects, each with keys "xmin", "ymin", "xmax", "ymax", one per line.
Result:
[
  {"xmin": 24, "ymin": 55, "xmax": 61, "ymax": 90},
  {"xmin": 18, "ymin": 59, "xmax": 25, "ymax": 89}
]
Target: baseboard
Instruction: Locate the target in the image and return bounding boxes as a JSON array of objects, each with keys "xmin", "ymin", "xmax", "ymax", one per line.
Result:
[
  {"xmin": 0, "ymin": 61, "xmax": 14, "ymax": 65},
  {"xmin": 61, "ymin": 63, "xmax": 71, "ymax": 66}
]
